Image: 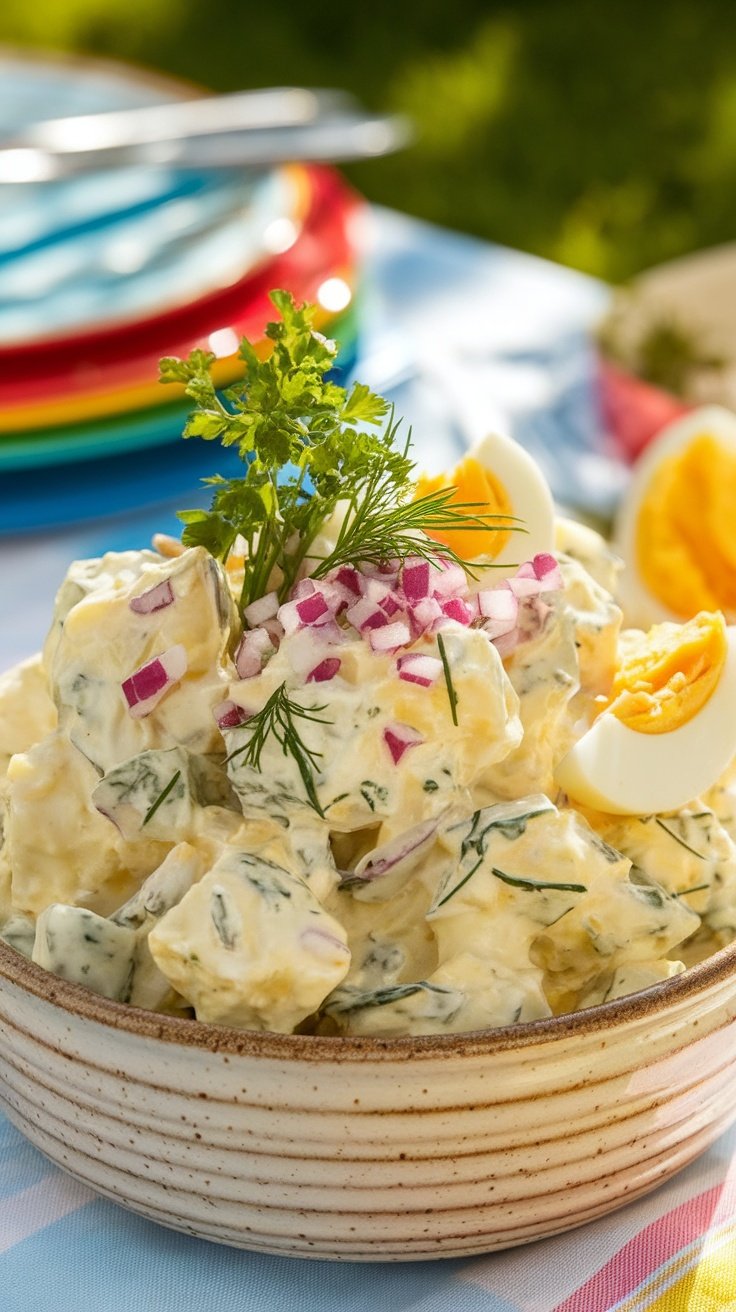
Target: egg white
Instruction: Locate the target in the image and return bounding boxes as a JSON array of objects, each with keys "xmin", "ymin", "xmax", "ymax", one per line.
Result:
[
  {"xmin": 470, "ymin": 430, "xmax": 555, "ymax": 574},
  {"xmin": 554, "ymin": 625, "xmax": 736, "ymax": 815},
  {"xmin": 614, "ymin": 404, "xmax": 736, "ymax": 627}
]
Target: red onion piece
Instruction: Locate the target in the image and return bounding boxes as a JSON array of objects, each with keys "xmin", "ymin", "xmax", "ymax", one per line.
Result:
[
  {"xmin": 300, "ymin": 926, "xmax": 349, "ymax": 957},
  {"xmin": 477, "ymin": 588, "xmax": 519, "ymax": 638},
  {"xmin": 505, "ymin": 575, "xmax": 546, "ymax": 598},
  {"xmin": 383, "ymin": 720, "xmax": 424, "ymax": 764},
  {"xmin": 402, "ymin": 559, "xmax": 431, "ymax": 602},
  {"xmin": 440, "ymin": 597, "xmax": 474, "ymax": 625},
  {"xmin": 345, "ymin": 598, "xmax": 388, "ymax": 632},
  {"xmin": 307, "ymin": 657, "xmax": 342, "ymax": 683},
  {"xmin": 235, "ymin": 628, "xmax": 274, "ymax": 679},
  {"xmin": 352, "ymin": 816, "xmax": 438, "ymax": 882},
  {"xmin": 296, "ymin": 592, "xmax": 330, "ymax": 626},
  {"xmin": 122, "ymin": 645, "xmax": 187, "ymax": 718},
  {"xmin": 369, "ymin": 620, "xmax": 411, "ymax": 654},
  {"xmin": 242, "ymin": 591, "xmax": 279, "ymax": 628},
  {"xmin": 379, "ymin": 594, "xmax": 403, "ymax": 617},
  {"xmin": 277, "ymin": 599, "xmax": 303, "ymax": 636},
  {"xmin": 262, "ymin": 617, "xmax": 284, "ymax": 648},
  {"xmin": 396, "ymin": 653, "xmax": 442, "ymax": 687},
  {"xmin": 129, "ymin": 579, "xmax": 175, "ymax": 615},
  {"xmin": 411, "ymin": 597, "xmax": 443, "ymax": 632},
  {"xmin": 508, "ymin": 554, "xmax": 563, "ymax": 596},
  {"xmin": 492, "ymin": 629, "xmax": 521, "ymax": 659},
  {"xmin": 286, "ymin": 628, "xmax": 342, "ymax": 678},
  {"xmin": 430, "ymin": 561, "xmax": 467, "ymax": 598},
  {"xmin": 477, "ymin": 588, "xmax": 517, "ymax": 619},
  {"xmin": 335, "ymin": 565, "xmax": 362, "ymax": 596},
  {"xmin": 292, "ymin": 578, "xmax": 317, "ymax": 600},
  {"xmin": 214, "ymin": 700, "xmax": 252, "ymax": 729}
]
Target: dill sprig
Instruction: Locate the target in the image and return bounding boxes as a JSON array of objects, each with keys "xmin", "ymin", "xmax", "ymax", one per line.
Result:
[
  {"xmin": 655, "ymin": 818, "xmax": 708, "ymax": 861},
  {"xmin": 141, "ymin": 770, "xmax": 181, "ymax": 827},
  {"xmin": 434, "ymin": 861, "xmax": 586, "ymax": 910},
  {"xmin": 160, "ymin": 290, "xmax": 521, "ymax": 616},
  {"xmin": 226, "ymin": 683, "xmax": 329, "ymax": 815},
  {"xmin": 310, "ymin": 472, "xmax": 522, "ymax": 580},
  {"xmin": 436, "ymin": 632, "xmax": 459, "ymax": 726},
  {"xmin": 489, "ymin": 866, "xmax": 587, "ymax": 894}
]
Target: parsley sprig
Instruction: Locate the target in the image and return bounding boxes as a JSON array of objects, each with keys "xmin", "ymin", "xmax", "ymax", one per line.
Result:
[
  {"xmin": 226, "ymin": 683, "xmax": 328, "ymax": 815},
  {"xmin": 160, "ymin": 289, "xmax": 521, "ymax": 617}
]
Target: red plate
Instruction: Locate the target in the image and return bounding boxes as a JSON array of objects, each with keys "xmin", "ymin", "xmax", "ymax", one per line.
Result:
[{"xmin": 0, "ymin": 166, "xmax": 363, "ymax": 423}]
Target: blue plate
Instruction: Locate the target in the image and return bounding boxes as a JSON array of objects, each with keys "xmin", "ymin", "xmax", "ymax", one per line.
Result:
[{"xmin": 0, "ymin": 53, "xmax": 297, "ymax": 346}]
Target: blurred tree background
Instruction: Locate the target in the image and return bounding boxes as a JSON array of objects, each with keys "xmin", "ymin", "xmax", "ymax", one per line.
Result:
[{"xmin": 3, "ymin": 0, "xmax": 736, "ymax": 282}]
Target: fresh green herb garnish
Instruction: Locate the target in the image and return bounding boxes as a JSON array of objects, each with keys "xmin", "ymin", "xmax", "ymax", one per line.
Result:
[
  {"xmin": 489, "ymin": 866, "xmax": 587, "ymax": 894},
  {"xmin": 436, "ymin": 632, "xmax": 459, "ymax": 725},
  {"xmin": 141, "ymin": 770, "xmax": 182, "ymax": 827},
  {"xmin": 675, "ymin": 883, "xmax": 710, "ymax": 898},
  {"xmin": 433, "ymin": 857, "xmax": 484, "ymax": 908},
  {"xmin": 226, "ymin": 683, "xmax": 329, "ymax": 816},
  {"xmin": 655, "ymin": 817, "xmax": 708, "ymax": 861},
  {"xmin": 161, "ymin": 289, "xmax": 520, "ymax": 616},
  {"xmin": 433, "ymin": 858, "xmax": 586, "ymax": 909}
]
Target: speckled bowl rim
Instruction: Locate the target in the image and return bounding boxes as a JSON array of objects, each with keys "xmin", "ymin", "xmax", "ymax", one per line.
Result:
[{"xmin": 2, "ymin": 932, "xmax": 736, "ymax": 1062}]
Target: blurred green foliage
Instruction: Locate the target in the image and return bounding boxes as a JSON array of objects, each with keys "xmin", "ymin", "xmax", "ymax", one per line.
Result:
[{"xmin": 4, "ymin": 0, "xmax": 736, "ymax": 281}]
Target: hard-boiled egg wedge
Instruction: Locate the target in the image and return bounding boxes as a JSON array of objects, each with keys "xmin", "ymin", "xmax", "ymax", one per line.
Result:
[
  {"xmin": 415, "ymin": 430, "xmax": 555, "ymax": 574},
  {"xmin": 555, "ymin": 610, "xmax": 736, "ymax": 814},
  {"xmin": 614, "ymin": 404, "xmax": 736, "ymax": 627}
]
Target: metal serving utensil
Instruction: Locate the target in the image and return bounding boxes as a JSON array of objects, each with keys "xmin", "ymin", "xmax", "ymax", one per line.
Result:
[{"xmin": 0, "ymin": 87, "xmax": 411, "ymax": 183}]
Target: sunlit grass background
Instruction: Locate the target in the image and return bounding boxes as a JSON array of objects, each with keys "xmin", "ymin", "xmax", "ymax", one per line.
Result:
[{"xmin": 3, "ymin": 0, "xmax": 736, "ymax": 281}]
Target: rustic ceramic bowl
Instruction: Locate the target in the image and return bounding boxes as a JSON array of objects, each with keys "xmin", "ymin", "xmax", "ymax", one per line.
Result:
[{"xmin": 1, "ymin": 938, "xmax": 736, "ymax": 1262}]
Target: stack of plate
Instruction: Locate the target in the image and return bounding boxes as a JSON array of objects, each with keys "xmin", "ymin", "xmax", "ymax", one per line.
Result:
[{"xmin": 0, "ymin": 54, "xmax": 363, "ymax": 532}]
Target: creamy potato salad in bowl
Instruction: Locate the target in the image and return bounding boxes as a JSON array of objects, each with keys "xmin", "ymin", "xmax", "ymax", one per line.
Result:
[{"xmin": 2, "ymin": 292, "xmax": 736, "ymax": 1259}]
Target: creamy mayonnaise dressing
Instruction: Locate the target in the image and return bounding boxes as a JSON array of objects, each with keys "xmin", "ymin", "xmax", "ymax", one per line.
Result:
[{"xmin": 1, "ymin": 524, "xmax": 735, "ymax": 1036}]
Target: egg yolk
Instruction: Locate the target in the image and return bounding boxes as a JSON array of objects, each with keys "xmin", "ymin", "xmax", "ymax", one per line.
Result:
[
  {"xmin": 604, "ymin": 610, "xmax": 727, "ymax": 734},
  {"xmin": 636, "ymin": 433, "xmax": 736, "ymax": 619},
  {"xmin": 414, "ymin": 456, "xmax": 512, "ymax": 559}
]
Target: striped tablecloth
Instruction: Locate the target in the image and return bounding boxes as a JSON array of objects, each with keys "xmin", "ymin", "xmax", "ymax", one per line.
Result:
[{"xmin": 1, "ymin": 208, "xmax": 735, "ymax": 1312}]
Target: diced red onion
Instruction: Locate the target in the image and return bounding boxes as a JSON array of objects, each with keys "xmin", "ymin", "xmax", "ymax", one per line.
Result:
[
  {"xmin": 292, "ymin": 578, "xmax": 317, "ymax": 600},
  {"xmin": 214, "ymin": 700, "xmax": 252, "ymax": 729},
  {"xmin": 492, "ymin": 629, "xmax": 521, "ymax": 659},
  {"xmin": 369, "ymin": 620, "xmax": 411, "ymax": 654},
  {"xmin": 352, "ymin": 817, "xmax": 438, "ymax": 882},
  {"xmin": 411, "ymin": 597, "xmax": 443, "ymax": 631},
  {"xmin": 296, "ymin": 592, "xmax": 330, "ymax": 625},
  {"xmin": 383, "ymin": 720, "xmax": 424, "ymax": 764},
  {"xmin": 505, "ymin": 575, "xmax": 546, "ymax": 598},
  {"xmin": 441, "ymin": 597, "xmax": 474, "ymax": 625},
  {"xmin": 508, "ymin": 554, "xmax": 563, "ymax": 596},
  {"xmin": 346, "ymin": 598, "xmax": 388, "ymax": 632},
  {"xmin": 316, "ymin": 579, "xmax": 350, "ymax": 615},
  {"xmin": 300, "ymin": 926, "xmax": 349, "ymax": 957},
  {"xmin": 307, "ymin": 657, "xmax": 342, "ymax": 683},
  {"xmin": 235, "ymin": 628, "xmax": 274, "ymax": 679},
  {"xmin": 277, "ymin": 599, "xmax": 303, "ymax": 635},
  {"xmin": 379, "ymin": 593, "xmax": 403, "ymax": 617},
  {"xmin": 430, "ymin": 560, "xmax": 467, "ymax": 598},
  {"xmin": 262, "ymin": 617, "xmax": 284, "ymax": 648},
  {"xmin": 129, "ymin": 579, "xmax": 175, "ymax": 615},
  {"xmin": 364, "ymin": 577, "xmax": 393, "ymax": 605},
  {"xmin": 242, "ymin": 591, "xmax": 279, "ymax": 628},
  {"xmin": 396, "ymin": 653, "xmax": 442, "ymax": 687},
  {"xmin": 402, "ymin": 559, "xmax": 432, "ymax": 602},
  {"xmin": 477, "ymin": 587, "xmax": 519, "ymax": 637},
  {"xmin": 122, "ymin": 645, "xmax": 187, "ymax": 718},
  {"xmin": 335, "ymin": 565, "xmax": 362, "ymax": 596}
]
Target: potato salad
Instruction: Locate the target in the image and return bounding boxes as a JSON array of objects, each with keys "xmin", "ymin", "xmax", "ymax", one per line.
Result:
[{"xmin": 3, "ymin": 292, "xmax": 736, "ymax": 1038}]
